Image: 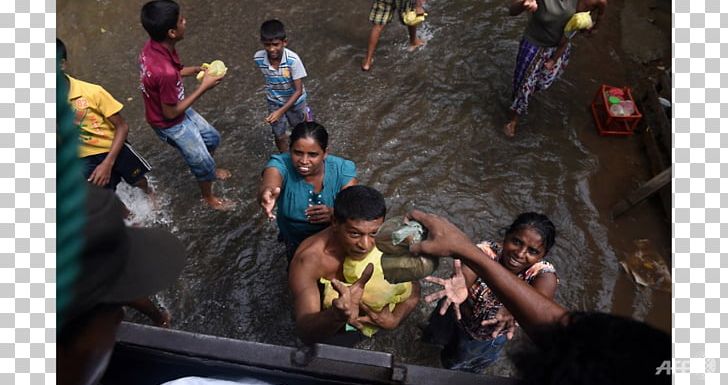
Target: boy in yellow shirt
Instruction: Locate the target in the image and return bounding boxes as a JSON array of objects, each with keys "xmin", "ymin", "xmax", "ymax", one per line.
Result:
[{"xmin": 58, "ymin": 39, "xmax": 152, "ymax": 197}]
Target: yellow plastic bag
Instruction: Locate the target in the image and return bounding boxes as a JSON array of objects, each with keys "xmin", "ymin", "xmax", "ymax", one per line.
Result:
[
  {"xmin": 402, "ymin": 10, "xmax": 427, "ymax": 26},
  {"xmin": 196, "ymin": 60, "xmax": 228, "ymax": 81},
  {"xmin": 320, "ymin": 247, "xmax": 413, "ymax": 337},
  {"xmin": 564, "ymin": 12, "xmax": 593, "ymax": 33}
]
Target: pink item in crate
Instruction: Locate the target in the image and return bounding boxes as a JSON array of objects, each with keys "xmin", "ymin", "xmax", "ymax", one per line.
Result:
[
  {"xmin": 591, "ymin": 84, "xmax": 642, "ymax": 136},
  {"xmin": 607, "ymin": 87, "xmax": 625, "ymax": 98},
  {"xmin": 620, "ymin": 100, "xmax": 635, "ymax": 115}
]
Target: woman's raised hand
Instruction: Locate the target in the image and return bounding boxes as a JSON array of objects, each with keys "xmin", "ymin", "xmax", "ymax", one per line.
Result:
[
  {"xmin": 481, "ymin": 306, "xmax": 518, "ymax": 340},
  {"xmin": 424, "ymin": 259, "xmax": 468, "ymax": 320},
  {"xmin": 260, "ymin": 186, "xmax": 281, "ymax": 220},
  {"xmin": 523, "ymin": 0, "xmax": 538, "ymax": 13},
  {"xmin": 510, "ymin": 0, "xmax": 538, "ymax": 15}
]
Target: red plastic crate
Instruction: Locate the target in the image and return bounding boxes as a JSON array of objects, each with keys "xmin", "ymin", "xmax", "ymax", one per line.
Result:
[{"xmin": 591, "ymin": 84, "xmax": 642, "ymax": 136}]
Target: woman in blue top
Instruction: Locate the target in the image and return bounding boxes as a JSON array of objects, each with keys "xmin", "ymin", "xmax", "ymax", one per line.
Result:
[{"xmin": 258, "ymin": 122, "xmax": 358, "ymax": 262}]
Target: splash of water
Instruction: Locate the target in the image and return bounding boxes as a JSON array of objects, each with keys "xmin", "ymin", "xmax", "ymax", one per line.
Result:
[{"xmin": 115, "ymin": 176, "xmax": 174, "ymax": 227}]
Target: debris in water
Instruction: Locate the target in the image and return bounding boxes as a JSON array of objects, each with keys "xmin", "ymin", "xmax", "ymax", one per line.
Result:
[{"xmin": 619, "ymin": 239, "xmax": 671, "ymax": 292}]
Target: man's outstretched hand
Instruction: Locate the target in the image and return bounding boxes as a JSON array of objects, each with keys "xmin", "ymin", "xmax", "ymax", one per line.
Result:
[{"xmin": 331, "ymin": 263, "xmax": 374, "ymax": 329}]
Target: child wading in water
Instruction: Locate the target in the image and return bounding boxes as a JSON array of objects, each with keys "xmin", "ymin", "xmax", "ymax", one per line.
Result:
[
  {"xmin": 138, "ymin": 0, "xmax": 234, "ymax": 210},
  {"xmin": 422, "ymin": 212, "xmax": 559, "ymax": 373},
  {"xmin": 58, "ymin": 38, "xmax": 155, "ymax": 217},
  {"xmin": 362, "ymin": 0, "xmax": 427, "ymax": 71},
  {"xmin": 254, "ymin": 19, "xmax": 312, "ymax": 153}
]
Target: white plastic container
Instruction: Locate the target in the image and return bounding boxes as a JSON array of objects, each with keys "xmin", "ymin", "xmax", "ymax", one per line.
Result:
[{"xmin": 610, "ymin": 103, "xmax": 625, "ymax": 116}]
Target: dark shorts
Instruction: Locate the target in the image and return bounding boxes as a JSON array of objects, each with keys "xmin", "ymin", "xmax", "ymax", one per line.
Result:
[
  {"xmin": 268, "ymin": 101, "xmax": 311, "ymax": 138},
  {"xmin": 423, "ymin": 299, "xmax": 507, "ymax": 373},
  {"xmin": 442, "ymin": 328, "xmax": 508, "ymax": 373},
  {"xmin": 82, "ymin": 142, "xmax": 151, "ymax": 191}
]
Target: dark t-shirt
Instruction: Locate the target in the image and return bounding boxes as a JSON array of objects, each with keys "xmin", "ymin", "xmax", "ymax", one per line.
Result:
[{"xmin": 523, "ymin": 0, "xmax": 578, "ymax": 47}]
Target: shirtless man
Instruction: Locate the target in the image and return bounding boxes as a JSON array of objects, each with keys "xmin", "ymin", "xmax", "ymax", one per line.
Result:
[{"xmin": 289, "ymin": 185, "xmax": 420, "ymax": 345}]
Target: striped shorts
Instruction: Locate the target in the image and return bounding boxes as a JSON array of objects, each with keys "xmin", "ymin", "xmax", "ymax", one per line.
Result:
[{"xmin": 368, "ymin": 0, "xmax": 412, "ymax": 25}]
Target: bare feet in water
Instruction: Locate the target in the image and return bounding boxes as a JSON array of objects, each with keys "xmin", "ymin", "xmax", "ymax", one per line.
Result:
[
  {"xmin": 204, "ymin": 196, "xmax": 237, "ymax": 211},
  {"xmin": 215, "ymin": 168, "xmax": 232, "ymax": 180},
  {"xmin": 407, "ymin": 38, "xmax": 425, "ymax": 52},
  {"xmin": 503, "ymin": 120, "xmax": 517, "ymax": 137},
  {"xmin": 361, "ymin": 57, "xmax": 374, "ymax": 71}
]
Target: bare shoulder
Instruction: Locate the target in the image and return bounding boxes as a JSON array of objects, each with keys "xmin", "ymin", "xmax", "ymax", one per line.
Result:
[
  {"xmin": 530, "ymin": 271, "xmax": 558, "ymax": 299},
  {"xmin": 289, "ymin": 231, "xmax": 339, "ymax": 287},
  {"xmin": 289, "ymin": 239, "xmax": 323, "ymax": 284}
]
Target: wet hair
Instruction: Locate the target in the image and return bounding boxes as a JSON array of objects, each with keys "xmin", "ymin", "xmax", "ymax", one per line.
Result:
[
  {"xmin": 141, "ymin": 0, "xmax": 180, "ymax": 42},
  {"xmin": 260, "ymin": 19, "xmax": 286, "ymax": 42},
  {"xmin": 504, "ymin": 212, "xmax": 556, "ymax": 254},
  {"xmin": 290, "ymin": 121, "xmax": 328, "ymax": 151},
  {"xmin": 334, "ymin": 186, "xmax": 386, "ymax": 223},
  {"xmin": 57, "ymin": 38, "xmax": 67, "ymax": 61},
  {"xmin": 510, "ymin": 312, "xmax": 671, "ymax": 385}
]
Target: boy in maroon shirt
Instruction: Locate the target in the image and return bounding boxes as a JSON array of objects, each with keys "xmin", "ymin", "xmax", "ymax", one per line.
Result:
[{"xmin": 139, "ymin": 0, "xmax": 234, "ymax": 210}]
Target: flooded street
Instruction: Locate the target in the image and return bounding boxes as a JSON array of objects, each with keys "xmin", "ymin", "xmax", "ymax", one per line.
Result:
[{"xmin": 58, "ymin": 0, "xmax": 671, "ymax": 375}]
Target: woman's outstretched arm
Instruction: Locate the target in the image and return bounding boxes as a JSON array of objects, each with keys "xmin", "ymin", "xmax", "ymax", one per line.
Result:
[{"xmin": 407, "ymin": 210, "xmax": 567, "ymax": 341}]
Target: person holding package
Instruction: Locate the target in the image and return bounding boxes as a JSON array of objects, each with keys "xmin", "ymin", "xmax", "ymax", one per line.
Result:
[
  {"xmin": 138, "ymin": 0, "xmax": 234, "ymax": 210},
  {"xmin": 361, "ymin": 0, "xmax": 426, "ymax": 71},
  {"xmin": 289, "ymin": 186, "xmax": 420, "ymax": 346},
  {"xmin": 504, "ymin": 0, "xmax": 607, "ymax": 137}
]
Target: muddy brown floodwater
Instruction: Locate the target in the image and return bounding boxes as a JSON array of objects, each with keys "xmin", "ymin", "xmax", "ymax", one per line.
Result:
[{"xmin": 58, "ymin": 0, "xmax": 671, "ymax": 376}]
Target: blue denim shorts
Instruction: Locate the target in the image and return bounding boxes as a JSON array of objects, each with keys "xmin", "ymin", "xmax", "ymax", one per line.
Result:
[
  {"xmin": 442, "ymin": 327, "xmax": 508, "ymax": 373},
  {"xmin": 153, "ymin": 108, "xmax": 220, "ymax": 182},
  {"xmin": 267, "ymin": 101, "xmax": 311, "ymax": 137}
]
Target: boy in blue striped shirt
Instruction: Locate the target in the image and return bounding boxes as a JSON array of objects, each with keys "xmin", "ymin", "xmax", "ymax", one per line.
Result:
[{"xmin": 254, "ymin": 20, "xmax": 311, "ymax": 152}]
